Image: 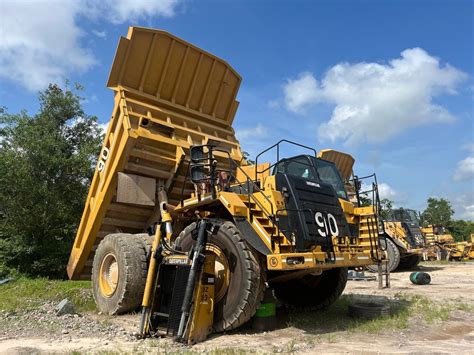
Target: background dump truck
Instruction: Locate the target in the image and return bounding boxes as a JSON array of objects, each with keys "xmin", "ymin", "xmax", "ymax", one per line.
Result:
[
  {"xmin": 377, "ymin": 208, "xmax": 425, "ymax": 272},
  {"xmin": 67, "ymin": 27, "xmax": 383, "ymax": 336}
]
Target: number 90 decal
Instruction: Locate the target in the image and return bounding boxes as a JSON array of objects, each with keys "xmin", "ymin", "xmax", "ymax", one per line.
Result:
[
  {"xmin": 314, "ymin": 212, "xmax": 339, "ymax": 238},
  {"xmin": 97, "ymin": 147, "xmax": 110, "ymax": 173}
]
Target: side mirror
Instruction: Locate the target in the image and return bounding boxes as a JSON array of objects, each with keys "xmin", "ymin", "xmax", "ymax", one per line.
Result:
[
  {"xmin": 190, "ymin": 146, "xmax": 206, "ymax": 163},
  {"xmin": 190, "ymin": 165, "xmax": 208, "ymax": 183}
]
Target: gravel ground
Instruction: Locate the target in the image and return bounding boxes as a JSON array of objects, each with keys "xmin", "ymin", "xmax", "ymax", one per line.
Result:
[{"xmin": 1, "ymin": 262, "xmax": 473, "ymax": 354}]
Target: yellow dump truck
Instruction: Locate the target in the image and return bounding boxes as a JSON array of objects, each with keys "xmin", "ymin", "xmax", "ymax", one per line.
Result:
[
  {"xmin": 67, "ymin": 27, "xmax": 383, "ymax": 343},
  {"xmin": 377, "ymin": 209, "xmax": 425, "ymax": 271}
]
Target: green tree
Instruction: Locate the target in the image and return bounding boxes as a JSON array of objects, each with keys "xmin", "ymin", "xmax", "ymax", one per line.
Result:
[
  {"xmin": 447, "ymin": 219, "xmax": 474, "ymax": 242},
  {"xmin": 421, "ymin": 197, "xmax": 454, "ymax": 226},
  {"xmin": 379, "ymin": 198, "xmax": 394, "ymax": 220},
  {"xmin": 242, "ymin": 151, "xmax": 256, "ymax": 165},
  {"xmin": 358, "ymin": 195, "xmax": 372, "ymax": 207},
  {"xmin": 0, "ymin": 84, "xmax": 102, "ymax": 278}
]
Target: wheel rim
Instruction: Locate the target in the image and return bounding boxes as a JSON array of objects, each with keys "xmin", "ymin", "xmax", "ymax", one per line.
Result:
[
  {"xmin": 206, "ymin": 243, "xmax": 230, "ymax": 302},
  {"xmin": 99, "ymin": 253, "xmax": 119, "ymax": 297}
]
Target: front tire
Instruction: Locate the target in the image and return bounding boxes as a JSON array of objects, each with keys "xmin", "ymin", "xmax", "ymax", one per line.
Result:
[
  {"xmin": 272, "ymin": 267, "xmax": 348, "ymax": 310},
  {"xmin": 367, "ymin": 238, "xmax": 400, "ymax": 273},
  {"xmin": 174, "ymin": 220, "xmax": 265, "ymax": 332},
  {"xmin": 92, "ymin": 233, "xmax": 148, "ymax": 315}
]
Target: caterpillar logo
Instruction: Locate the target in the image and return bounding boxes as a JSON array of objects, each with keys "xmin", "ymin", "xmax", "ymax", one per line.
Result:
[{"xmin": 314, "ymin": 212, "xmax": 339, "ymax": 238}]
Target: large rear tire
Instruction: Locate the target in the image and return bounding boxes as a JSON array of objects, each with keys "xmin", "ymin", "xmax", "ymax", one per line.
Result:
[
  {"xmin": 272, "ymin": 267, "xmax": 348, "ymax": 310},
  {"xmin": 92, "ymin": 233, "xmax": 148, "ymax": 315},
  {"xmin": 366, "ymin": 238, "xmax": 400, "ymax": 273},
  {"xmin": 174, "ymin": 220, "xmax": 265, "ymax": 332}
]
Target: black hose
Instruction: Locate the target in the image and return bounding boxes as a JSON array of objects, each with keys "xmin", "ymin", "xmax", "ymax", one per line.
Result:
[{"xmin": 176, "ymin": 220, "xmax": 208, "ymax": 338}]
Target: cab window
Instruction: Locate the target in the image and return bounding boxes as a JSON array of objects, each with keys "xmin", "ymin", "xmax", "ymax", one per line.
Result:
[
  {"xmin": 275, "ymin": 156, "xmax": 316, "ymax": 180},
  {"xmin": 312, "ymin": 158, "xmax": 348, "ymax": 200}
]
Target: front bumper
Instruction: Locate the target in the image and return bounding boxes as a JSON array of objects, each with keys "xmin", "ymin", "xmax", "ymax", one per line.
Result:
[{"xmin": 266, "ymin": 251, "xmax": 376, "ymax": 271}]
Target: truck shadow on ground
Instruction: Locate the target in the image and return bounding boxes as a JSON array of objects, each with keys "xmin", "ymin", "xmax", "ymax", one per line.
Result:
[
  {"xmin": 215, "ymin": 294, "xmax": 410, "ymax": 338},
  {"xmin": 383, "ymin": 265, "xmax": 444, "ymax": 273},
  {"xmin": 408, "ymin": 265, "xmax": 444, "ymax": 272}
]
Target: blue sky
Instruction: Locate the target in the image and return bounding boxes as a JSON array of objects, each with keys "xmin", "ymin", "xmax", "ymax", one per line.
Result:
[{"xmin": 1, "ymin": 0, "xmax": 473, "ymax": 219}]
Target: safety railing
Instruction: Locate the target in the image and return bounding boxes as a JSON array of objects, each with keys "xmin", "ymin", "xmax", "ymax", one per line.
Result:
[
  {"xmin": 254, "ymin": 139, "xmax": 317, "ymax": 179},
  {"xmin": 179, "ymin": 146, "xmax": 279, "ymax": 240},
  {"xmin": 349, "ymin": 173, "xmax": 386, "ymax": 259}
]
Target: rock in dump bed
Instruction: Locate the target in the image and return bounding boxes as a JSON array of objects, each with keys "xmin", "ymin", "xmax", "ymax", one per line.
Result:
[{"xmin": 67, "ymin": 27, "xmax": 244, "ymax": 280}]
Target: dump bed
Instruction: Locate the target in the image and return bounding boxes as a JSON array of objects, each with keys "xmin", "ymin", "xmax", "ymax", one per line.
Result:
[{"xmin": 67, "ymin": 27, "xmax": 243, "ymax": 279}]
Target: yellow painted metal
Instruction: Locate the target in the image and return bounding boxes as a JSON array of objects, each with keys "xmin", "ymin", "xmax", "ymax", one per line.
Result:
[
  {"xmin": 384, "ymin": 221, "xmax": 409, "ymax": 249},
  {"xmin": 67, "ymin": 27, "xmax": 243, "ymax": 280},
  {"xmin": 262, "ymin": 175, "xmax": 277, "ymax": 191},
  {"xmin": 317, "ymin": 149, "xmax": 355, "ymax": 181},
  {"xmin": 141, "ymin": 219, "xmax": 164, "ymax": 309},
  {"xmin": 420, "ymin": 224, "xmax": 468, "ymax": 260},
  {"xmin": 266, "ymin": 251, "xmax": 374, "ymax": 271},
  {"xmin": 68, "ymin": 27, "xmax": 382, "ymax": 283},
  {"xmin": 98, "ymin": 253, "xmax": 119, "ymax": 297},
  {"xmin": 235, "ymin": 163, "xmax": 271, "ymax": 183},
  {"xmin": 421, "ymin": 225, "xmax": 454, "ymax": 244},
  {"xmin": 186, "ymin": 254, "xmax": 216, "ymax": 345},
  {"xmin": 218, "ymin": 191, "xmax": 249, "ymax": 217},
  {"xmin": 108, "ymin": 27, "xmax": 241, "ymax": 125},
  {"xmin": 204, "ymin": 245, "xmax": 229, "ymax": 303},
  {"xmin": 468, "ymin": 235, "xmax": 474, "ymax": 259},
  {"xmin": 447, "ymin": 241, "xmax": 471, "ymax": 260}
]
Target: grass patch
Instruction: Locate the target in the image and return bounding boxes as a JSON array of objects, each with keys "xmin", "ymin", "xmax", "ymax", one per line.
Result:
[
  {"xmin": 287, "ymin": 294, "xmax": 472, "ymax": 335},
  {"xmin": 0, "ymin": 277, "xmax": 95, "ymax": 312}
]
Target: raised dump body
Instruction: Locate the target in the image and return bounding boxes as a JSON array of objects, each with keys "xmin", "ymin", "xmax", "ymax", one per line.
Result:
[{"xmin": 67, "ymin": 27, "xmax": 243, "ymax": 279}]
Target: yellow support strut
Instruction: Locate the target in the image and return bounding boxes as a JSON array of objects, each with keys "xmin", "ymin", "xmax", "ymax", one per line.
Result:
[{"xmin": 139, "ymin": 209, "xmax": 173, "ymax": 336}]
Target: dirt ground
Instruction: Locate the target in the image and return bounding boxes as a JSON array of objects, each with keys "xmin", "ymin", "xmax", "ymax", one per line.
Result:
[{"xmin": 1, "ymin": 262, "xmax": 473, "ymax": 354}]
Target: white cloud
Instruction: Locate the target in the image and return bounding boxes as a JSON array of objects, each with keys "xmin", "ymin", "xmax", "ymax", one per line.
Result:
[
  {"xmin": 98, "ymin": 122, "xmax": 109, "ymax": 136},
  {"xmin": 378, "ymin": 183, "xmax": 400, "ymax": 201},
  {"xmin": 463, "ymin": 142, "xmax": 474, "ymax": 153},
  {"xmin": 453, "ymin": 156, "xmax": 474, "ymax": 181},
  {"xmin": 283, "ymin": 72, "xmax": 321, "ymax": 114},
  {"xmin": 0, "ymin": 0, "xmax": 95, "ymax": 91},
  {"xmin": 282, "ymin": 48, "xmax": 467, "ymax": 145},
  {"xmin": 453, "ymin": 144, "xmax": 474, "ymax": 182},
  {"xmin": 236, "ymin": 124, "xmax": 268, "ymax": 141},
  {"xmin": 101, "ymin": 0, "xmax": 179, "ymax": 24},
  {"xmin": 92, "ymin": 30, "xmax": 107, "ymax": 39},
  {"xmin": 452, "ymin": 192, "xmax": 474, "ymax": 221},
  {"xmin": 0, "ymin": 0, "xmax": 181, "ymax": 91},
  {"xmin": 267, "ymin": 99, "xmax": 281, "ymax": 109},
  {"xmin": 360, "ymin": 182, "xmax": 404, "ymax": 203},
  {"xmin": 462, "ymin": 205, "xmax": 474, "ymax": 220}
]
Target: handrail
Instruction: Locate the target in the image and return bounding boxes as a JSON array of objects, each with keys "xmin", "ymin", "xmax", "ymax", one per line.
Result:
[
  {"xmin": 218, "ymin": 149, "xmax": 275, "ymax": 218},
  {"xmin": 180, "ymin": 147, "xmax": 279, "ymax": 238},
  {"xmin": 254, "ymin": 139, "xmax": 317, "ymax": 179}
]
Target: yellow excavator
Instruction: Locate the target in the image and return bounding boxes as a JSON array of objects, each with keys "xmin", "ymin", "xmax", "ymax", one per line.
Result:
[{"xmin": 67, "ymin": 27, "xmax": 383, "ymax": 344}]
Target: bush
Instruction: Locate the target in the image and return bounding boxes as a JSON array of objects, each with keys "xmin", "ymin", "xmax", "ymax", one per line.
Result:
[{"xmin": 0, "ymin": 84, "xmax": 102, "ymax": 278}]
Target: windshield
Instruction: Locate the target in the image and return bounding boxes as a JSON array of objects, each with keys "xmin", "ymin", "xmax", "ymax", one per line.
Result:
[
  {"xmin": 312, "ymin": 158, "xmax": 348, "ymax": 200},
  {"xmin": 392, "ymin": 208, "xmax": 420, "ymax": 224},
  {"xmin": 275, "ymin": 156, "xmax": 316, "ymax": 180},
  {"xmin": 274, "ymin": 156, "xmax": 348, "ymax": 200}
]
